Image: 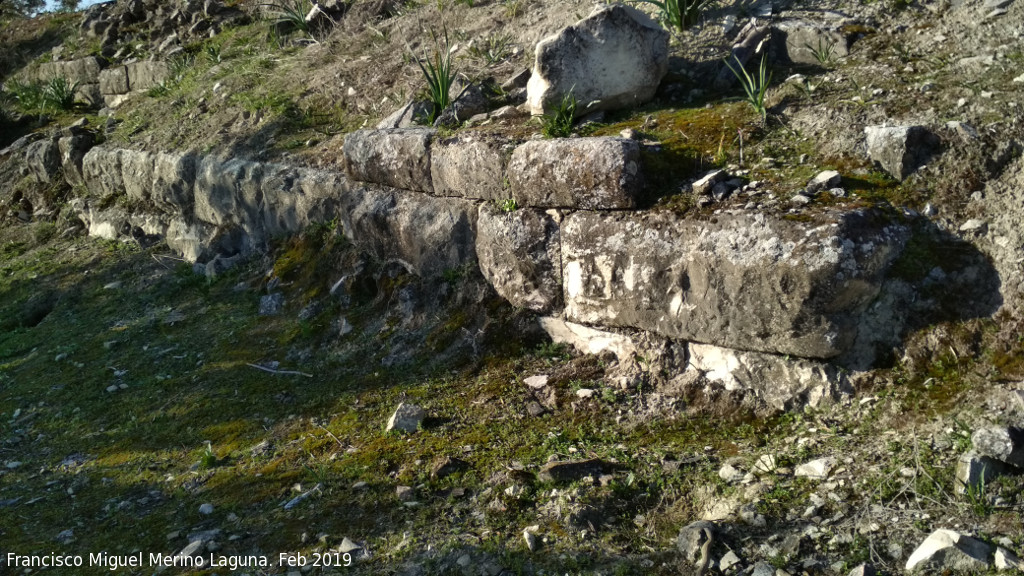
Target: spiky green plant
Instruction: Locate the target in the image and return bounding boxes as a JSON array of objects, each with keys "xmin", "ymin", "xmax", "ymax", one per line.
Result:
[
  {"xmin": 629, "ymin": 0, "xmax": 715, "ymax": 33},
  {"xmin": 467, "ymin": 34, "xmax": 512, "ymax": 66},
  {"xmin": 6, "ymin": 78, "xmax": 46, "ymax": 112},
  {"xmin": 413, "ymin": 29, "xmax": 460, "ymax": 124},
  {"xmin": 0, "ymin": 88, "xmax": 15, "ymax": 122},
  {"xmin": 540, "ymin": 90, "xmax": 577, "ymax": 138},
  {"xmin": 806, "ymin": 37, "xmax": 838, "ymax": 67},
  {"xmin": 724, "ymin": 53, "xmax": 772, "ymax": 121},
  {"xmin": 204, "ymin": 44, "xmax": 223, "ymax": 64},
  {"xmin": 43, "ymin": 77, "xmax": 79, "ymax": 111},
  {"xmin": 263, "ymin": 0, "xmax": 312, "ymax": 38}
]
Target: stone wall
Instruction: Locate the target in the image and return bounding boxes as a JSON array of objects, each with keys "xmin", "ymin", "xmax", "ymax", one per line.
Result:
[
  {"xmin": 25, "ymin": 127, "xmax": 920, "ymax": 413},
  {"xmin": 26, "ymin": 57, "xmax": 171, "ymax": 109}
]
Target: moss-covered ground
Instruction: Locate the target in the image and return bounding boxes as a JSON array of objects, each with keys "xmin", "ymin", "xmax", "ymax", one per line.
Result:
[{"xmin": 0, "ymin": 219, "xmax": 1019, "ymax": 576}]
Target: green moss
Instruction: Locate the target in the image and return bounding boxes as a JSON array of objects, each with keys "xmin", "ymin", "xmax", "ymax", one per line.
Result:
[{"xmin": 591, "ymin": 101, "xmax": 758, "ymax": 210}]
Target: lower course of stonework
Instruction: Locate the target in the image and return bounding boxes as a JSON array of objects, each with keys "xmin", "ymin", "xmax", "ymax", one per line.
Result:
[{"xmin": 25, "ymin": 141, "xmax": 913, "ymax": 413}]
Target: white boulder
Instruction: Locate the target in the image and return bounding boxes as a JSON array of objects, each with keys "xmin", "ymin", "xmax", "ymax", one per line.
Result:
[
  {"xmin": 526, "ymin": 5, "xmax": 668, "ymax": 117},
  {"xmin": 906, "ymin": 529, "xmax": 992, "ymax": 572}
]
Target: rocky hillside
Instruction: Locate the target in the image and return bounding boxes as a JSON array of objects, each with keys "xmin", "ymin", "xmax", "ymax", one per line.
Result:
[{"xmin": 1, "ymin": 0, "xmax": 1023, "ymax": 574}]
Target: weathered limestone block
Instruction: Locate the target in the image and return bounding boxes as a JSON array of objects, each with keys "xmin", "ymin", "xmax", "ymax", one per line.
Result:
[
  {"xmin": 193, "ymin": 158, "xmax": 337, "ymax": 252},
  {"xmin": 82, "ymin": 147, "xmax": 128, "ymax": 201},
  {"xmin": 125, "ymin": 61, "xmax": 170, "ymax": 91},
  {"xmin": 475, "ymin": 204, "xmax": 561, "ymax": 313},
  {"xmin": 259, "ymin": 164, "xmax": 337, "ymax": 238},
  {"xmin": 538, "ymin": 317, "xmax": 637, "ymax": 361},
  {"xmin": 128, "ymin": 212, "xmax": 170, "ymax": 239},
  {"xmin": 25, "ymin": 139, "xmax": 61, "ymax": 184},
  {"xmin": 339, "ymin": 185, "xmax": 476, "ymax": 278},
  {"xmin": 165, "ymin": 218, "xmax": 212, "ymax": 262},
  {"xmin": 687, "ymin": 343, "xmax": 851, "ymax": 412},
  {"xmin": 430, "ymin": 135, "xmax": 508, "ymax": 200},
  {"xmin": 77, "ymin": 147, "xmax": 339, "ymax": 262},
  {"xmin": 194, "ymin": 156, "xmax": 264, "ymax": 232},
  {"xmin": 864, "ymin": 125, "xmax": 939, "ymax": 181},
  {"xmin": 151, "ymin": 152, "xmax": 197, "ymax": 213},
  {"xmin": 36, "ymin": 57, "xmax": 102, "ymax": 85},
  {"xmin": 109, "ymin": 149, "xmax": 197, "ymax": 213},
  {"xmin": 526, "ymin": 5, "xmax": 668, "ymax": 116},
  {"xmin": 58, "ymin": 134, "xmax": 94, "ymax": 187},
  {"xmin": 99, "ymin": 66, "xmax": 129, "ymax": 95},
  {"xmin": 773, "ymin": 20, "xmax": 851, "ymax": 65},
  {"xmin": 119, "ymin": 149, "xmax": 157, "ymax": 203},
  {"xmin": 31, "ymin": 57, "xmax": 104, "ymax": 105},
  {"xmin": 972, "ymin": 426, "xmax": 1024, "ymax": 468},
  {"xmin": 342, "ymin": 128, "xmax": 435, "ymax": 193},
  {"xmin": 69, "ymin": 199, "xmax": 130, "ymax": 240},
  {"xmin": 560, "ymin": 210, "xmax": 910, "ymax": 359},
  {"xmin": 77, "ymin": 83, "xmax": 103, "ymax": 107},
  {"xmin": 508, "ymin": 138, "xmax": 640, "ymax": 209}
]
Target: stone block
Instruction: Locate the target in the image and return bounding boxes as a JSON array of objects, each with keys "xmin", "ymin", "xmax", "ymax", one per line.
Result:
[
  {"xmin": 342, "ymin": 128, "xmax": 435, "ymax": 193},
  {"xmin": 475, "ymin": 204, "xmax": 561, "ymax": 312},
  {"xmin": 430, "ymin": 135, "xmax": 509, "ymax": 200},
  {"xmin": 508, "ymin": 137, "xmax": 641, "ymax": 209},
  {"xmin": 99, "ymin": 66, "xmax": 129, "ymax": 95},
  {"xmin": 339, "ymin": 184, "xmax": 477, "ymax": 278},
  {"xmin": 560, "ymin": 209, "xmax": 910, "ymax": 359},
  {"xmin": 125, "ymin": 61, "xmax": 171, "ymax": 91}
]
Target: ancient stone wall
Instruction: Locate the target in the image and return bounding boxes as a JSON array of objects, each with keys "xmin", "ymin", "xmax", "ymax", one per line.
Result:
[{"xmin": 24, "ymin": 127, "xmax": 920, "ymax": 412}]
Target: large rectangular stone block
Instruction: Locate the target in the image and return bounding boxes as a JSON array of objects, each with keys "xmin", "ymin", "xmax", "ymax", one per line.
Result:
[
  {"xmin": 99, "ymin": 66, "xmax": 129, "ymax": 95},
  {"xmin": 560, "ymin": 209, "xmax": 910, "ymax": 359},
  {"xmin": 125, "ymin": 61, "xmax": 170, "ymax": 91},
  {"xmin": 475, "ymin": 204, "xmax": 562, "ymax": 313},
  {"xmin": 339, "ymin": 185, "xmax": 477, "ymax": 277},
  {"xmin": 36, "ymin": 57, "xmax": 101, "ymax": 84},
  {"xmin": 342, "ymin": 128, "xmax": 435, "ymax": 194},
  {"xmin": 508, "ymin": 137, "xmax": 641, "ymax": 209},
  {"xmin": 82, "ymin": 147, "xmax": 127, "ymax": 201},
  {"xmin": 430, "ymin": 135, "xmax": 508, "ymax": 200}
]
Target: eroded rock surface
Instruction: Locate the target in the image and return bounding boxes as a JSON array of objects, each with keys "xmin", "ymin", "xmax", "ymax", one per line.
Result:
[
  {"xmin": 560, "ymin": 209, "xmax": 910, "ymax": 359},
  {"xmin": 526, "ymin": 5, "xmax": 668, "ymax": 116},
  {"xmin": 430, "ymin": 135, "xmax": 509, "ymax": 201},
  {"xmin": 508, "ymin": 138, "xmax": 641, "ymax": 209},
  {"xmin": 343, "ymin": 128, "xmax": 435, "ymax": 193},
  {"xmin": 475, "ymin": 204, "xmax": 561, "ymax": 312}
]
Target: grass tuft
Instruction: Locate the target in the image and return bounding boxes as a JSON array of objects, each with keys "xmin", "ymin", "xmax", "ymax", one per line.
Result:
[
  {"xmin": 629, "ymin": 0, "xmax": 715, "ymax": 33},
  {"xmin": 540, "ymin": 90, "xmax": 576, "ymax": 138},
  {"xmin": 724, "ymin": 53, "xmax": 772, "ymax": 122},
  {"xmin": 412, "ymin": 28, "xmax": 462, "ymax": 125}
]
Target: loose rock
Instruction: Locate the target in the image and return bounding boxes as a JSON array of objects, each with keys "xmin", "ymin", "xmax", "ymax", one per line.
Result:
[
  {"xmin": 905, "ymin": 529, "xmax": 992, "ymax": 572},
  {"xmin": 524, "ymin": 375, "xmax": 549, "ymax": 389},
  {"xmin": 526, "ymin": 5, "xmax": 668, "ymax": 116},
  {"xmin": 954, "ymin": 451, "xmax": 1006, "ymax": 494},
  {"xmin": 676, "ymin": 520, "xmax": 716, "ymax": 566},
  {"xmin": 538, "ymin": 458, "xmax": 606, "ymax": 484},
  {"xmin": 972, "ymin": 426, "xmax": 1024, "ymax": 468},
  {"xmin": 396, "ymin": 486, "xmax": 415, "ymax": 501},
  {"xmin": 864, "ymin": 125, "xmax": 939, "ymax": 181},
  {"xmin": 795, "ymin": 457, "xmax": 835, "ymax": 480},
  {"xmin": 431, "ymin": 456, "xmax": 469, "ymax": 480},
  {"xmin": 386, "ymin": 403, "xmax": 425, "ymax": 433}
]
